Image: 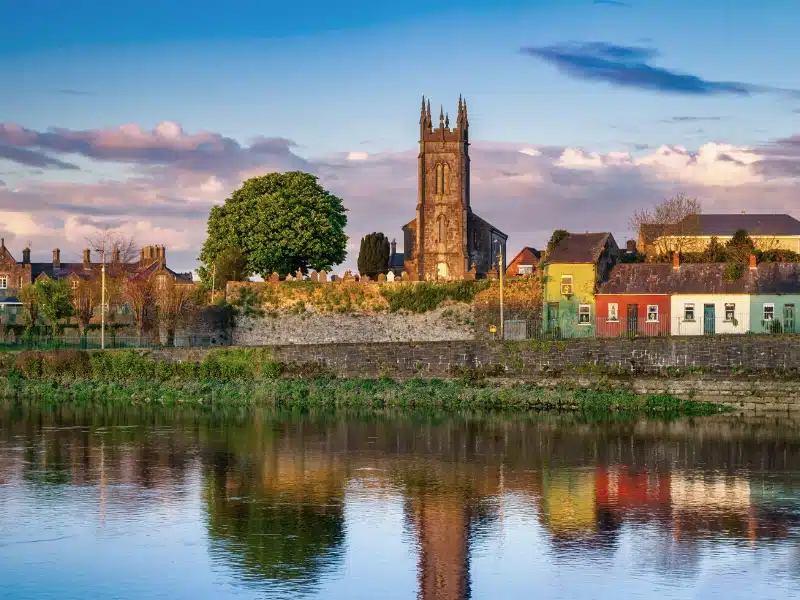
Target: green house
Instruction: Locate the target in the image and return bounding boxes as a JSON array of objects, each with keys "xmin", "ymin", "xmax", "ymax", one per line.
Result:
[
  {"xmin": 748, "ymin": 263, "xmax": 800, "ymax": 334},
  {"xmin": 542, "ymin": 232, "xmax": 619, "ymax": 337}
]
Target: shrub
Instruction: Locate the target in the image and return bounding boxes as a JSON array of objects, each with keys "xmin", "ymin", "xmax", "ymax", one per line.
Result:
[{"xmin": 381, "ymin": 281, "xmax": 489, "ymax": 313}]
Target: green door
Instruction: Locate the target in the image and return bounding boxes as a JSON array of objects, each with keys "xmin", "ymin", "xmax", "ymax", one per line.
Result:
[
  {"xmin": 784, "ymin": 304, "xmax": 795, "ymax": 333},
  {"xmin": 703, "ymin": 304, "xmax": 716, "ymax": 335}
]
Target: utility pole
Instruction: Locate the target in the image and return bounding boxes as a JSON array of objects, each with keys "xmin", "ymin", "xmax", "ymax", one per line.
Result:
[
  {"xmin": 211, "ymin": 264, "xmax": 216, "ymax": 304},
  {"xmin": 101, "ymin": 248, "xmax": 106, "ymax": 350},
  {"xmin": 499, "ymin": 245, "xmax": 504, "ymax": 340}
]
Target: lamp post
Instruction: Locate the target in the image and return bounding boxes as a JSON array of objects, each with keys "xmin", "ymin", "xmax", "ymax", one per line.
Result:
[
  {"xmin": 499, "ymin": 245, "xmax": 504, "ymax": 340},
  {"xmin": 100, "ymin": 248, "xmax": 105, "ymax": 350}
]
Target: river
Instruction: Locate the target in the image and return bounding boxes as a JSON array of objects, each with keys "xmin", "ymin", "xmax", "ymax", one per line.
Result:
[{"xmin": 1, "ymin": 403, "xmax": 799, "ymax": 599}]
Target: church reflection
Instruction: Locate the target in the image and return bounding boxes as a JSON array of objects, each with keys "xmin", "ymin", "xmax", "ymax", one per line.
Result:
[{"xmin": 2, "ymin": 405, "xmax": 800, "ymax": 599}]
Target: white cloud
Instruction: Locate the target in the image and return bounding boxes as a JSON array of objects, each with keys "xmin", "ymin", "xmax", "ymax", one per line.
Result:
[{"xmin": 346, "ymin": 151, "xmax": 369, "ymax": 161}]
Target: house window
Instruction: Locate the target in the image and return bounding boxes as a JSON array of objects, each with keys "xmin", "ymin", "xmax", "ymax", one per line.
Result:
[
  {"xmin": 0, "ymin": 276, "xmax": 6, "ymax": 289},
  {"xmin": 725, "ymin": 303, "xmax": 736, "ymax": 322},
  {"xmin": 763, "ymin": 303, "xmax": 775, "ymax": 321},
  {"xmin": 578, "ymin": 304, "xmax": 591, "ymax": 324},
  {"xmin": 157, "ymin": 275, "xmax": 167, "ymax": 290},
  {"xmin": 518, "ymin": 265, "xmax": 533, "ymax": 275},
  {"xmin": 684, "ymin": 303, "xmax": 695, "ymax": 322},
  {"xmin": 646, "ymin": 305, "xmax": 659, "ymax": 322},
  {"xmin": 608, "ymin": 303, "xmax": 619, "ymax": 322},
  {"xmin": 71, "ymin": 279, "xmax": 79, "ymax": 290},
  {"xmin": 560, "ymin": 275, "xmax": 573, "ymax": 296}
]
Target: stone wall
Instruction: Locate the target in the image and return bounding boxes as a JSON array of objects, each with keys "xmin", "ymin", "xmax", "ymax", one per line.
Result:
[
  {"xmin": 231, "ymin": 304, "xmax": 474, "ymax": 345},
  {"xmin": 149, "ymin": 335, "xmax": 800, "ymax": 410}
]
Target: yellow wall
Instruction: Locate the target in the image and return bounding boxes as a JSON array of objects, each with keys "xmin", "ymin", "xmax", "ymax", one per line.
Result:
[
  {"xmin": 652, "ymin": 235, "xmax": 800, "ymax": 253},
  {"xmin": 544, "ymin": 263, "xmax": 598, "ymax": 307}
]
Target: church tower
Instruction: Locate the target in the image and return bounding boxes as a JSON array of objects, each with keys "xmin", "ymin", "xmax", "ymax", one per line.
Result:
[{"xmin": 404, "ymin": 96, "xmax": 471, "ymax": 280}]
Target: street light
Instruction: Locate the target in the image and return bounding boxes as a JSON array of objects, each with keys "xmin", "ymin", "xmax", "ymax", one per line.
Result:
[
  {"xmin": 100, "ymin": 248, "xmax": 105, "ymax": 350},
  {"xmin": 494, "ymin": 239, "xmax": 505, "ymax": 340}
]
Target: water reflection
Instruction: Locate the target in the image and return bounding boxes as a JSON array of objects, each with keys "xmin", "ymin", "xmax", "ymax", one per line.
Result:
[{"xmin": 1, "ymin": 405, "xmax": 799, "ymax": 599}]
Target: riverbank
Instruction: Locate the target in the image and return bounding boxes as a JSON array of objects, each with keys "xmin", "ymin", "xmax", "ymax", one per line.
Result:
[
  {"xmin": 0, "ymin": 348, "xmax": 728, "ymax": 415},
  {"xmin": 2, "ymin": 377, "xmax": 726, "ymax": 415}
]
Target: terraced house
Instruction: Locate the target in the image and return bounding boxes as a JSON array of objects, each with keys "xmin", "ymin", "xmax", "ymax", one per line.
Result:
[
  {"xmin": 597, "ymin": 254, "xmax": 800, "ymax": 336},
  {"xmin": 0, "ymin": 240, "xmax": 192, "ymax": 326}
]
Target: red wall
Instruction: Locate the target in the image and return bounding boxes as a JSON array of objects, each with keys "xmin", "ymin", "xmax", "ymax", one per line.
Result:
[{"xmin": 595, "ymin": 294, "xmax": 671, "ymax": 337}]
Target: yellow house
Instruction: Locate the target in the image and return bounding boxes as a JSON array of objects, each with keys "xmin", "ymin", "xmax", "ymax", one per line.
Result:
[
  {"xmin": 542, "ymin": 232, "xmax": 619, "ymax": 336},
  {"xmin": 639, "ymin": 213, "xmax": 800, "ymax": 255}
]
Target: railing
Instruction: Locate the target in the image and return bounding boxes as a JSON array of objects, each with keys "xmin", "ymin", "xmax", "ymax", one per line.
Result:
[
  {"xmin": 0, "ymin": 334, "xmax": 222, "ymax": 351},
  {"xmin": 502, "ymin": 312, "xmax": 794, "ymax": 340}
]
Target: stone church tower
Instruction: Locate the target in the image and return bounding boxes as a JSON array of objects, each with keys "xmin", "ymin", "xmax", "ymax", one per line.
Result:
[{"xmin": 403, "ymin": 96, "xmax": 507, "ymax": 281}]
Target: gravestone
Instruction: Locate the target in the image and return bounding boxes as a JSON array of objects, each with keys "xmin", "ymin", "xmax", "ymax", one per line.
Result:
[
  {"xmin": 285, "ymin": 274, "xmax": 295, "ymax": 281},
  {"xmin": 401, "ymin": 272, "xmax": 409, "ymax": 281},
  {"xmin": 319, "ymin": 270, "xmax": 327, "ymax": 283},
  {"xmin": 378, "ymin": 273, "xmax": 387, "ymax": 282},
  {"xmin": 386, "ymin": 271, "xmax": 395, "ymax": 282},
  {"xmin": 329, "ymin": 274, "xmax": 338, "ymax": 282},
  {"xmin": 296, "ymin": 269, "xmax": 303, "ymax": 281},
  {"xmin": 343, "ymin": 270, "xmax": 355, "ymax": 282},
  {"xmin": 269, "ymin": 272, "xmax": 280, "ymax": 283},
  {"xmin": 309, "ymin": 271, "xmax": 319, "ymax": 282},
  {"xmin": 361, "ymin": 275, "xmax": 370, "ymax": 282}
]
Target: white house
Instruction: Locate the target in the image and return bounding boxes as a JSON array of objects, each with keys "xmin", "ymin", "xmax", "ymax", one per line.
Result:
[{"xmin": 665, "ymin": 259, "xmax": 752, "ymax": 336}]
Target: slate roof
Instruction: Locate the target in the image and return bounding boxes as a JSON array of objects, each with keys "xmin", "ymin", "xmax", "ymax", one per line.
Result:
[
  {"xmin": 641, "ymin": 213, "xmax": 800, "ymax": 243},
  {"xmin": 546, "ymin": 233, "xmax": 612, "ymax": 264},
  {"xmin": 389, "ymin": 252, "xmax": 405, "ymax": 268},
  {"xmin": 29, "ymin": 261, "xmax": 192, "ymax": 284},
  {"xmin": 598, "ymin": 262, "xmax": 800, "ymax": 295}
]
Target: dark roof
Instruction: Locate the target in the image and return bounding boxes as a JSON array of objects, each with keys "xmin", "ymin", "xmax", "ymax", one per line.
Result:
[
  {"xmin": 31, "ymin": 262, "xmax": 96, "ymax": 281},
  {"xmin": 641, "ymin": 214, "xmax": 800, "ymax": 243},
  {"xmin": 472, "ymin": 213, "xmax": 508, "ymax": 239},
  {"xmin": 547, "ymin": 233, "xmax": 613, "ymax": 264},
  {"xmin": 389, "ymin": 252, "xmax": 405, "ymax": 268},
  {"xmin": 0, "ymin": 296, "xmax": 21, "ymax": 304},
  {"xmin": 29, "ymin": 260, "xmax": 192, "ymax": 283},
  {"xmin": 598, "ymin": 262, "xmax": 800, "ymax": 295}
]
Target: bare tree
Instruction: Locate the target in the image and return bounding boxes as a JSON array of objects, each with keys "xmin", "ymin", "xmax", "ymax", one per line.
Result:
[
  {"xmin": 153, "ymin": 276, "xmax": 193, "ymax": 347},
  {"xmin": 123, "ymin": 277, "xmax": 154, "ymax": 344},
  {"xmin": 18, "ymin": 284, "xmax": 40, "ymax": 329},
  {"xmin": 72, "ymin": 278, "xmax": 101, "ymax": 337},
  {"xmin": 630, "ymin": 193, "xmax": 702, "ymax": 257},
  {"xmin": 86, "ymin": 228, "xmax": 138, "ymax": 266}
]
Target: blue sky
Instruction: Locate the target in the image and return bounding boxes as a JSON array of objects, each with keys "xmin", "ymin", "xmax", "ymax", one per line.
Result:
[{"xmin": 1, "ymin": 0, "xmax": 800, "ymax": 271}]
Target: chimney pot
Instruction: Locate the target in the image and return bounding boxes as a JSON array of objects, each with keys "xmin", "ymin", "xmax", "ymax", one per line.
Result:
[
  {"xmin": 112, "ymin": 247, "xmax": 120, "ymax": 263},
  {"xmin": 749, "ymin": 254, "xmax": 757, "ymax": 269},
  {"xmin": 53, "ymin": 248, "xmax": 61, "ymax": 268},
  {"xmin": 22, "ymin": 248, "xmax": 30, "ymax": 264},
  {"xmin": 672, "ymin": 252, "xmax": 680, "ymax": 270},
  {"xmin": 82, "ymin": 248, "xmax": 91, "ymax": 265}
]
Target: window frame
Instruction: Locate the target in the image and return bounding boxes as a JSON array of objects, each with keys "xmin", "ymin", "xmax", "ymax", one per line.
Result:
[
  {"xmin": 578, "ymin": 303, "xmax": 591, "ymax": 325},
  {"xmin": 607, "ymin": 303, "xmax": 619, "ymax": 322},
  {"xmin": 646, "ymin": 304, "xmax": 659, "ymax": 323},
  {"xmin": 560, "ymin": 275, "xmax": 574, "ymax": 296},
  {"xmin": 0, "ymin": 275, "xmax": 7, "ymax": 290},
  {"xmin": 724, "ymin": 303, "xmax": 736, "ymax": 322},
  {"xmin": 518, "ymin": 264, "xmax": 533, "ymax": 275},
  {"xmin": 683, "ymin": 303, "xmax": 695, "ymax": 322},
  {"xmin": 763, "ymin": 303, "xmax": 775, "ymax": 321}
]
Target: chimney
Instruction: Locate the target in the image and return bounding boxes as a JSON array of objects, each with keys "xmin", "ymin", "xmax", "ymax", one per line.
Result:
[
  {"xmin": 391, "ymin": 239, "xmax": 397, "ymax": 256},
  {"xmin": 22, "ymin": 247, "xmax": 30, "ymax": 264},
  {"xmin": 53, "ymin": 248, "xmax": 61, "ymax": 268},
  {"xmin": 112, "ymin": 247, "xmax": 120, "ymax": 263},
  {"xmin": 0, "ymin": 238, "xmax": 4, "ymax": 249},
  {"xmin": 158, "ymin": 245, "xmax": 166, "ymax": 264},
  {"xmin": 625, "ymin": 239, "xmax": 637, "ymax": 253},
  {"xmin": 749, "ymin": 254, "xmax": 757, "ymax": 270},
  {"xmin": 82, "ymin": 248, "xmax": 91, "ymax": 266},
  {"xmin": 672, "ymin": 252, "xmax": 680, "ymax": 270}
]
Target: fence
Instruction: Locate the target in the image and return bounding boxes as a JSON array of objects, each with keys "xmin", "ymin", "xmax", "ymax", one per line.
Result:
[
  {"xmin": 0, "ymin": 334, "xmax": 222, "ymax": 352},
  {"xmin": 501, "ymin": 312, "xmax": 791, "ymax": 340}
]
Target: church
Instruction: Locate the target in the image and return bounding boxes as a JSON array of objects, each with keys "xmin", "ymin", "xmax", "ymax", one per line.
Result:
[{"xmin": 401, "ymin": 96, "xmax": 507, "ymax": 281}]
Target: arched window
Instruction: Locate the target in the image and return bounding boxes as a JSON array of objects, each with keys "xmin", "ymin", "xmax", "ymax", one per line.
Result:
[
  {"xmin": 435, "ymin": 163, "xmax": 443, "ymax": 195},
  {"xmin": 443, "ymin": 163, "xmax": 450, "ymax": 194}
]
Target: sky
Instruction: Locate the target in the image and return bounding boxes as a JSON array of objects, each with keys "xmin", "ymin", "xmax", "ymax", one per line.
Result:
[{"xmin": 2, "ymin": 0, "xmax": 800, "ymax": 274}]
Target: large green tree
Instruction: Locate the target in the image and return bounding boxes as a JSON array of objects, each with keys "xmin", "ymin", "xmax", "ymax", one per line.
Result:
[
  {"xmin": 35, "ymin": 279, "xmax": 74, "ymax": 336},
  {"xmin": 199, "ymin": 172, "xmax": 348, "ymax": 278},
  {"xmin": 357, "ymin": 232, "xmax": 390, "ymax": 278}
]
